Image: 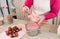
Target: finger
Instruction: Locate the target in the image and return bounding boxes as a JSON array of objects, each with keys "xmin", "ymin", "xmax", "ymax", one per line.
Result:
[
  {"xmin": 31, "ymin": 13, "xmax": 40, "ymax": 22},
  {"xmin": 38, "ymin": 18, "xmax": 44, "ymax": 25},
  {"xmin": 30, "ymin": 15, "xmax": 38, "ymax": 22},
  {"xmin": 31, "ymin": 15, "xmax": 39, "ymax": 22},
  {"xmin": 41, "ymin": 21, "xmax": 47, "ymax": 24},
  {"xmin": 32, "ymin": 12, "xmax": 38, "ymax": 18},
  {"xmin": 23, "ymin": 9, "xmax": 28, "ymax": 14},
  {"xmin": 22, "ymin": 7, "xmax": 28, "ymax": 15},
  {"xmin": 28, "ymin": 15, "xmax": 32, "ymax": 19},
  {"xmin": 34, "ymin": 16, "xmax": 39, "ymax": 22},
  {"xmin": 28, "ymin": 14, "xmax": 39, "ymax": 22},
  {"xmin": 28, "ymin": 14, "xmax": 35, "ymax": 20},
  {"xmin": 31, "ymin": 16, "xmax": 37, "ymax": 22}
]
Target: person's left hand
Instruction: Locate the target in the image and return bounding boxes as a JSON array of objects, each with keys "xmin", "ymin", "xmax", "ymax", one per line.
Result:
[
  {"xmin": 28, "ymin": 12, "xmax": 40, "ymax": 22},
  {"xmin": 38, "ymin": 15, "xmax": 48, "ymax": 25},
  {"xmin": 37, "ymin": 15, "xmax": 45, "ymax": 25},
  {"xmin": 28, "ymin": 12, "xmax": 47, "ymax": 25}
]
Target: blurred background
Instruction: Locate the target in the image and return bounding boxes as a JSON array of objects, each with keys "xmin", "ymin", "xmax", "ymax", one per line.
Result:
[{"xmin": 0, "ymin": 0, "xmax": 60, "ymax": 25}]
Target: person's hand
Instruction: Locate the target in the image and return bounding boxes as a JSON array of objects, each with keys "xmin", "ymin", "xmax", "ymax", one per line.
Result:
[
  {"xmin": 28, "ymin": 12, "xmax": 40, "ymax": 22},
  {"xmin": 37, "ymin": 16, "xmax": 48, "ymax": 26},
  {"xmin": 28, "ymin": 12, "xmax": 48, "ymax": 25},
  {"xmin": 1, "ymin": 4, "xmax": 8, "ymax": 8},
  {"xmin": 22, "ymin": 6, "xmax": 29, "ymax": 15}
]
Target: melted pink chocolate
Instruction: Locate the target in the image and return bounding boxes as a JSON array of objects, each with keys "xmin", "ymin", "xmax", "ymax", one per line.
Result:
[{"xmin": 26, "ymin": 23, "xmax": 39, "ymax": 30}]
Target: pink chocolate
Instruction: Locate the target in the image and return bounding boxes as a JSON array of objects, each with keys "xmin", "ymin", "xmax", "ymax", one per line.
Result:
[{"xmin": 26, "ymin": 23, "xmax": 39, "ymax": 30}]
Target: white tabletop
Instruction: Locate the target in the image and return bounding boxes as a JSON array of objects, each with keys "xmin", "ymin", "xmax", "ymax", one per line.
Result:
[
  {"xmin": 21, "ymin": 31, "xmax": 60, "ymax": 39},
  {"xmin": 0, "ymin": 19, "xmax": 60, "ymax": 39}
]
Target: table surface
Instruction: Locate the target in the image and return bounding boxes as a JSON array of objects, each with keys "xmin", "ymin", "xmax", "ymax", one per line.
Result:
[{"xmin": 0, "ymin": 19, "xmax": 60, "ymax": 39}]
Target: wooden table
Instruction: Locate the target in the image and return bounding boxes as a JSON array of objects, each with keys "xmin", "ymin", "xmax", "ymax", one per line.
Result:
[{"xmin": 0, "ymin": 19, "xmax": 60, "ymax": 39}]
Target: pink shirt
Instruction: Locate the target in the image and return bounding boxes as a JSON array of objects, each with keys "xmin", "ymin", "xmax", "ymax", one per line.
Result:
[{"xmin": 24, "ymin": 0, "xmax": 60, "ymax": 20}]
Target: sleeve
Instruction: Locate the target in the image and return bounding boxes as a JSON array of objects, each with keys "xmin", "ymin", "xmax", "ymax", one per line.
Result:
[
  {"xmin": 44, "ymin": 0, "xmax": 60, "ymax": 20},
  {"xmin": 23, "ymin": 0, "xmax": 33, "ymax": 9}
]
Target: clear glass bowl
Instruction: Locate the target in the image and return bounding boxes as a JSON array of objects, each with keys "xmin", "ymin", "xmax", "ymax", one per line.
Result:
[
  {"xmin": 27, "ymin": 29, "xmax": 40, "ymax": 36},
  {"xmin": 25, "ymin": 23, "xmax": 40, "ymax": 36}
]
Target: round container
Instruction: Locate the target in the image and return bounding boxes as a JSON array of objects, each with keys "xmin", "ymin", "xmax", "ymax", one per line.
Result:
[{"xmin": 26, "ymin": 23, "xmax": 40, "ymax": 36}]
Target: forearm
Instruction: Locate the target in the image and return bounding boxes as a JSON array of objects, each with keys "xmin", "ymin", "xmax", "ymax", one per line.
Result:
[
  {"xmin": 44, "ymin": 0, "xmax": 60, "ymax": 20},
  {"xmin": 44, "ymin": 11, "xmax": 59, "ymax": 20}
]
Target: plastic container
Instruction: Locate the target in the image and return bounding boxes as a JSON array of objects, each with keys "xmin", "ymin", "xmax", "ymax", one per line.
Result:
[
  {"xmin": 26, "ymin": 23, "xmax": 40, "ymax": 36},
  {"xmin": 7, "ymin": 14, "xmax": 13, "ymax": 24}
]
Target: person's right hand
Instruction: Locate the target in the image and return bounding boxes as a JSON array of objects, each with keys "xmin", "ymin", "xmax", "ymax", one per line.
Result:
[{"xmin": 22, "ymin": 6, "xmax": 29, "ymax": 15}]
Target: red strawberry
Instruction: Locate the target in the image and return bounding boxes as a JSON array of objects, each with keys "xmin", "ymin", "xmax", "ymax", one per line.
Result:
[{"xmin": 8, "ymin": 27, "xmax": 12, "ymax": 31}]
